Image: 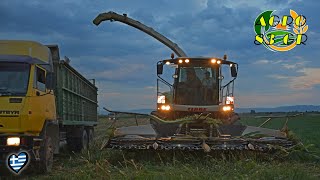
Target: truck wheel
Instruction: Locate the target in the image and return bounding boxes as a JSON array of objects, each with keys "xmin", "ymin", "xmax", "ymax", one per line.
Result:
[
  {"xmin": 87, "ymin": 128, "xmax": 94, "ymax": 146},
  {"xmin": 81, "ymin": 129, "xmax": 89, "ymax": 151},
  {"xmin": 39, "ymin": 136, "xmax": 54, "ymax": 173},
  {"xmin": 67, "ymin": 127, "xmax": 89, "ymax": 152}
]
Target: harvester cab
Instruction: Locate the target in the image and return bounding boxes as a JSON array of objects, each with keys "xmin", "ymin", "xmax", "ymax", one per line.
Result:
[{"xmin": 154, "ymin": 56, "xmax": 239, "ymax": 125}]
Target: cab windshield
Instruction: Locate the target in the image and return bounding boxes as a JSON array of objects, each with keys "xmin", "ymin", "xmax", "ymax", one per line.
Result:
[
  {"xmin": 176, "ymin": 66, "xmax": 218, "ymax": 105},
  {"xmin": 0, "ymin": 62, "xmax": 30, "ymax": 96}
]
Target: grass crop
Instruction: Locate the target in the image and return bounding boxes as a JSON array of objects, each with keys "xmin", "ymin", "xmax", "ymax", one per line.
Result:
[{"xmin": 5, "ymin": 113, "xmax": 320, "ymax": 179}]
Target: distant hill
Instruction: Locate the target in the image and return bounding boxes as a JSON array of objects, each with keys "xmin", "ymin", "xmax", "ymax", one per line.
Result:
[{"xmin": 236, "ymin": 105, "xmax": 320, "ymax": 113}]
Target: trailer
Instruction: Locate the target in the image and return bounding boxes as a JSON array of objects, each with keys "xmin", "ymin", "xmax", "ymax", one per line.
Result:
[{"xmin": 49, "ymin": 45, "xmax": 98, "ymax": 151}]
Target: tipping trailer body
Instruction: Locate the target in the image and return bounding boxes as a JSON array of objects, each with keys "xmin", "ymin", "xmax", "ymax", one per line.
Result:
[{"xmin": 49, "ymin": 45, "xmax": 98, "ymax": 127}]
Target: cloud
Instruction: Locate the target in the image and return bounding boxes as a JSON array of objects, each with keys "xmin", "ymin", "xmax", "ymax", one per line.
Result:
[
  {"xmin": 97, "ymin": 81, "xmax": 157, "ymax": 110},
  {"xmin": 237, "ymin": 91, "xmax": 315, "ymax": 108},
  {"xmin": 144, "ymin": 86, "xmax": 156, "ymax": 90},
  {"xmin": 260, "ymin": 55, "xmax": 320, "ymax": 90},
  {"xmin": 282, "ymin": 64, "xmax": 298, "ymax": 70},
  {"xmin": 253, "ymin": 59, "xmax": 285, "ymax": 65},
  {"xmin": 221, "ymin": 0, "xmax": 291, "ymax": 11},
  {"xmin": 93, "ymin": 63, "xmax": 146, "ymax": 81},
  {"xmin": 289, "ymin": 68, "xmax": 320, "ymax": 90},
  {"xmin": 254, "ymin": 60, "xmax": 269, "ymax": 64},
  {"xmin": 1, "ymin": 0, "xmax": 319, "ymax": 109},
  {"xmin": 268, "ymin": 67, "xmax": 320, "ymax": 90},
  {"xmin": 268, "ymin": 75, "xmax": 289, "ymax": 80},
  {"xmin": 236, "ymin": 55, "xmax": 319, "ymax": 107},
  {"xmin": 101, "ymin": 92, "xmax": 121, "ymax": 97}
]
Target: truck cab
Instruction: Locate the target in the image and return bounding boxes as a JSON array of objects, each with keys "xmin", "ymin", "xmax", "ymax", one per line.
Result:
[
  {"xmin": 0, "ymin": 40, "xmax": 57, "ymax": 172},
  {"xmin": 0, "ymin": 40, "xmax": 56, "ymax": 134}
]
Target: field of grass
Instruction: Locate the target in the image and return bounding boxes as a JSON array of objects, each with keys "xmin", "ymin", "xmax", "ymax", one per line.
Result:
[
  {"xmin": 241, "ymin": 113, "xmax": 320, "ymax": 156},
  {"xmin": 10, "ymin": 113, "xmax": 320, "ymax": 179}
]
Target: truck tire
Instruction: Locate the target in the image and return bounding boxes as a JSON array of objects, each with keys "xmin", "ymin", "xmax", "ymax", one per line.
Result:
[
  {"xmin": 39, "ymin": 136, "xmax": 54, "ymax": 173},
  {"xmin": 81, "ymin": 129, "xmax": 89, "ymax": 151},
  {"xmin": 67, "ymin": 128, "xmax": 88, "ymax": 152},
  {"xmin": 87, "ymin": 128, "xmax": 94, "ymax": 146}
]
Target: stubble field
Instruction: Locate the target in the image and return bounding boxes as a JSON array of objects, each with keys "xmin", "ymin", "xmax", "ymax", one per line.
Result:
[{"xmin": 25, "ymin": 113, "xmax": 320, "ymax": 179}]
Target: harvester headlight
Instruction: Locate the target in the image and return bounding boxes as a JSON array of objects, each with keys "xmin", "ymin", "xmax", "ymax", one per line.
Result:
[
  {"xmin": 157, "ymin": 95, "xmax": 166, "ymax": 104},
  {"xmin": 217, "ymin": 60, "xmax": 221, "ymax": 64},
  {"xmin": 7, "ymin": 137, "xmax": 20, "ymax": 146},
  {"xmin": 165, "ymin": 61, "xmax": 170, "ymax": 65},
  {"xmin": 226, "ymin": 96, "xmax": 234, "ymax": 105},
  {"xmin": 179, "ymin": 59, "xmax": 183, "ymax": 63},
  {"xmin": 185, "ymin": 59, "xmax": 190, "ymax": 63},
  {"xmin": 222, "ymin": 106, "xmax": 232, "ymax": 111},
  {"xmin": 230, "ymin": 64, "xmax": 233, "ymax": 67},
  {"xmin": 211, "ymin": 59, "xmax": 216, "ymax": 63},
  {"xmin": 161, "ymin": 105, "xmax": 171, "ymax": 111}
]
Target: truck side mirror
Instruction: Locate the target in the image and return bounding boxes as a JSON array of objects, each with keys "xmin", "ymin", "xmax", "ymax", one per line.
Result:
[
  {"xmin": 157, "ymin": 63, "xmax": 163, "ymax": 75},
  {"xmin": 230, "ymin": 65, "xmax": 237, "ymax": 77},
  {"xmin": 46, "ymin": 72, "xmax": 56, "ymax": 90}
]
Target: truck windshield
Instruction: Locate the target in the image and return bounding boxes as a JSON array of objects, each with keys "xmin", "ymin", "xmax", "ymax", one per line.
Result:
[
  {"xmin": 0, "ymin": 62, "xmax": 30, "ymax": 96},
  {"xmin": 176, "ymin": 66, "xmax": 218, "ymax": 105}
]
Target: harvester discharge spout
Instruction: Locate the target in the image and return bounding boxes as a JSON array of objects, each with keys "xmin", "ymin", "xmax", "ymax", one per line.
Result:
[{"xmin": 93, "ymin": 11, "xmax": 187, "ymax": 57}]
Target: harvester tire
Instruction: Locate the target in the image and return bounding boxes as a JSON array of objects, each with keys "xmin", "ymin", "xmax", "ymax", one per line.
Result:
[{"xmin": 38, "ymin": 136, "xmax": 54, "ymax": 173}]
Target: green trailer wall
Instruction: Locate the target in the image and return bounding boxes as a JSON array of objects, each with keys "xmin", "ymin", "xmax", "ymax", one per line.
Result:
[{"xmin": 48, "ymin": 45, "xmax": 98, "ymax": 126}]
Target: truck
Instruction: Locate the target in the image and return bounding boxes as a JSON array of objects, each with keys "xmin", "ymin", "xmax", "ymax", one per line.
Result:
[{"xmin": 0, "ymin": 40, "xmax": 98, "ymax": 173}]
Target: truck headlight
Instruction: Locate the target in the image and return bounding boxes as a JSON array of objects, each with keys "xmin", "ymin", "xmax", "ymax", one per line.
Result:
[
  {"xmin": 222, "ymin": 106, "xmax": 232, "ymax": 112},
  {"xmin": 7, "ymin": 137, "xmax": 20, "ymax": 146},
  {"xmin": 161, "ymin": 105, "xmax": 171, "ymax": 111}
]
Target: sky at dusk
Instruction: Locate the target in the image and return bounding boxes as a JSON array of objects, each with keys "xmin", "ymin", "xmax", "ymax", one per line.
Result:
[{"xmin": 1, "ymin": 0, "xmax": 319, "ymax": 111}]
